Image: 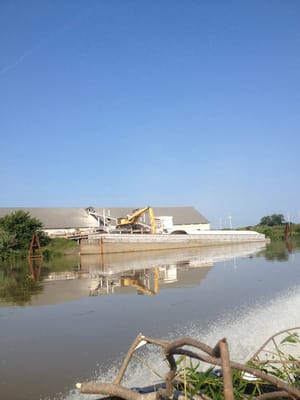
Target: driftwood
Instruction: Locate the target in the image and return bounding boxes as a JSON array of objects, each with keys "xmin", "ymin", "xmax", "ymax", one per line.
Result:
[{"xmin": 77, "ymin": 329, "xmax": 300, "ymax": 400}]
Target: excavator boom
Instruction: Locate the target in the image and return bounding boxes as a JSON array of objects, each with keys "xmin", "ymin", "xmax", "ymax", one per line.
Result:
[{"xmin": 116, "ymin": 206, "xmax": 156, "ymax": 234}]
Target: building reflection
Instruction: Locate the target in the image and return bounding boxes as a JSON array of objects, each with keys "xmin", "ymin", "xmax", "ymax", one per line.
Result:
[{"xmin": 27, "ymin": 242, "xmax": 267, "ymax": 305}]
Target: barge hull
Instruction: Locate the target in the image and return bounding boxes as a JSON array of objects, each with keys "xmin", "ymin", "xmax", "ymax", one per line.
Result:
[{"xmin": 80, "ymin": 231, "xmax": 268, "ymax": 255}]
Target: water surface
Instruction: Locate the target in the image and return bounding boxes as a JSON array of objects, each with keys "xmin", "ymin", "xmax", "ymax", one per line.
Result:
[{"xmin": 0, "ymin": 240, "xmax": 299, "ymax": 400}]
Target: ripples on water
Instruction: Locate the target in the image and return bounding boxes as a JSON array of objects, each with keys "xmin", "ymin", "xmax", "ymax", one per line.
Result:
[
  {"xmin": 2, "ymin": 241, "xmax": 299, "ymax": 400},
  {"xmin": 65, "ymin": 284, "xmax": 300, "ymax": 400}
]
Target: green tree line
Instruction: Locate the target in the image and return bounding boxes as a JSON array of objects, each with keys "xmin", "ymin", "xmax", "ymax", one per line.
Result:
[
  {"xmin": 0, "ymin": 210, "xmax": 50, "ymax": 259},
  {"xmin": 251, "ymin": 213, "xmax": 300, "ymax": 240},
  {"xmin": 0, "ymin": 210, "xmax": 79, "ymax": 261}
]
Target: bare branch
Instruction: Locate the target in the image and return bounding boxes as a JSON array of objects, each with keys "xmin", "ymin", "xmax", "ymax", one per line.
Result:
[{"xmin": 77, "ymin": 330, "xmax": 300, "ymax": 400}]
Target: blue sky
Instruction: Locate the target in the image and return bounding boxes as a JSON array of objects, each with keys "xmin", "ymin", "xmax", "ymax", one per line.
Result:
[{"xmin": 1, "ymin": 0, "xmax": 299, "ymax": 228}]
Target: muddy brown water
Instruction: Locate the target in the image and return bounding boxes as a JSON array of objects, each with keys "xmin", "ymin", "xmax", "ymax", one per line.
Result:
[{"xmin": 1, "ymin": 241, "xmax": 300, "ymax": 400}]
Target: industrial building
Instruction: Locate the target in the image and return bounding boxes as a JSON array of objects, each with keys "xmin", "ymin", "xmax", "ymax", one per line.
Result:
[{"xmin": 0, "ymin": 206, "xmax": 210, "ymax": 237}]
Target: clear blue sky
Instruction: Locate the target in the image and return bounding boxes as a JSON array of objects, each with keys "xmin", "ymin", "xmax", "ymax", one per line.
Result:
[{"xmin": 1, "ymin": 0, "xmax": 299, "ymax": 228}]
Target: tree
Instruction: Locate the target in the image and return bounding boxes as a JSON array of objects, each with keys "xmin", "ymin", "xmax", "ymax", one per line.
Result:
[
  {"xmin": 0, "ymin": 228, "xmax": 16, "ymax": 254},
  {"xmin": 0, "ymin": 210, "xmax": 43, "ymax": 250},
  {"xmin": 259, "ymin": 214, "xmax": 285, "ymax": 226}
]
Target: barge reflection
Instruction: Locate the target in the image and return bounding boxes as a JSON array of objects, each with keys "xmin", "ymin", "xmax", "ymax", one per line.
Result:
[{"xmin": 28, "ymin": 242, "xmax": 267, "ymax": 305}]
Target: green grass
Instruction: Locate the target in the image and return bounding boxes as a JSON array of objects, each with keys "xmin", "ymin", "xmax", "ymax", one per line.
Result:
[
  {"xmin": 241, "ymin": 223, "xmax": 300, "ymax": 241},
  {"xmin": 42, "ymin": 237, "xmax": 79, "ymax": 257}
]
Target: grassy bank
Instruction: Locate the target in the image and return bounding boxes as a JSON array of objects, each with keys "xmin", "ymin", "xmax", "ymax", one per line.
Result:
[
  {"xmin": 247, "ymin": 223, "xmax": 300, "ymax": 240},
  {"xmin": 42, "ymin": 237, "xmax": 79, "ymax": 258}
]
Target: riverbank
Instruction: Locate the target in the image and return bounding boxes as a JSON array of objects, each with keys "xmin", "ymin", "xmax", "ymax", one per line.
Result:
[{"xmin": 249, "ymin": 223, "xmax": 300, "ymax": 240}]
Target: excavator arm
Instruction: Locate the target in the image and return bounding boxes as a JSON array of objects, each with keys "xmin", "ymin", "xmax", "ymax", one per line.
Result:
[{"xmin": 116, "ymin": 206, "xmax": 156, "ymax": 234}]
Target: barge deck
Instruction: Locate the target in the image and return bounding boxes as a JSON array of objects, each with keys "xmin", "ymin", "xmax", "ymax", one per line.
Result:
[{"xmin": 80, "ymin": 230, "xmax": 269, "ymax": 255}]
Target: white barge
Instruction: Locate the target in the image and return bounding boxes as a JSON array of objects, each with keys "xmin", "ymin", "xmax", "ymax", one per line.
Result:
[{"xmin": 80, "ymin": 230, "xmax": 269, "ymax": 255}]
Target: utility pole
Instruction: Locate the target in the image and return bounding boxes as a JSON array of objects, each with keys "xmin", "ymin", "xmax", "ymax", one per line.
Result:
[{"xmin": 228, "ymin": 214, "xmax": 232, "ymax": 230}]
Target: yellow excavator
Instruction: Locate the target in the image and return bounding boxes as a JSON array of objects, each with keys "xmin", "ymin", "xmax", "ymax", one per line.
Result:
[
  {"xmin": 121, "ymin": 267, "xmax": 159, "ymax": 295},
  {"xmin": 116, "ymin": 206, "xmax": 156, "ymax": 234}
]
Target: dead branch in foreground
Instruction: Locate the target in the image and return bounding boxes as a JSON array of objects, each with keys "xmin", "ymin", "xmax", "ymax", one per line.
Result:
[{"xmin": 77, "ymin": 328, "xmax": 300, "ymax": 400}]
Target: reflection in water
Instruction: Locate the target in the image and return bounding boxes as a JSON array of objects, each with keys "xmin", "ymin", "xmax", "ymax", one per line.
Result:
[
  {"xmin": 0, "ymin": 262, "xmax": 43, "ymax": 306},
  {"xmin": 29, "ymin": 242, "xmax": 266, "ymax": 305},
  {"xmin": 263, "ymin": 239, "xmax": 300, "ymax": 261},
  {"xmin": 0, "ymin": 255, "xmax": 79, "ymax": 306},
  {"xmin": 93, "ymin": 267, "xmax": 160, "ymax": 296},
  {"xmin": 28, "ymin": 256, "xmax": 43, "ymax": 281},
  {"xmin": 2, "ymin": 240, "xmax": 300, "ymax": 400},
  {"xmin": 0, "ymin": 242, "xmax": 270, "ymax": 306}
]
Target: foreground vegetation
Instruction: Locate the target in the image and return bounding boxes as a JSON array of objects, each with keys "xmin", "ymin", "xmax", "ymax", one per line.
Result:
[{"xmin": 77, "ymin": 328, "xmax": 300, "ymax": 399}]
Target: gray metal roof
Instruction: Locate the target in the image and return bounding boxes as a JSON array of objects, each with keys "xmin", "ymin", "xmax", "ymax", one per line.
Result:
[
  {"xmin": 0, "ymin": 208, "xmax": 98, "ymax": 229},
  {"xmin": 0, "ymin": 207, "xmax": 209, "ymax": 229},
  {"xmin": 95, "ymin": 207, "xmax": 209, "ymax": 225}
]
